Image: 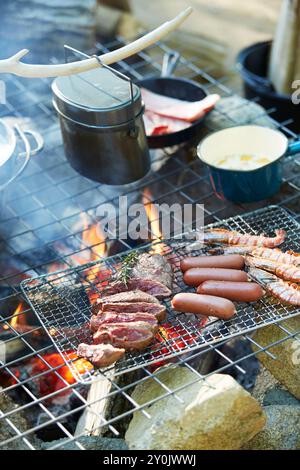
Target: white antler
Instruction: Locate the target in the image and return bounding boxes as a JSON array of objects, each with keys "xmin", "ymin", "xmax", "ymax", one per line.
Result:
[{"xmin": 0, "ymin": 7, "xmax": 192, "ymax": 78}]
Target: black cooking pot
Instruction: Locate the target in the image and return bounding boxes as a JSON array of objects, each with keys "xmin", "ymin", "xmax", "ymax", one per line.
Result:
[
  {"xmin": 138, "ymin": 52, "xmax": 211, "ymax": 148},
  {"xmin": 237, "ymin": 41, "xmax": 300, "ymax": 133}
]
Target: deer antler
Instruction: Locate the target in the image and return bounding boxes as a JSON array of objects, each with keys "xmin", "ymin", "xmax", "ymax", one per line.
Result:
[{"xmin": 0, "ymin": 7, "xmax": 192, "ymax": 78}]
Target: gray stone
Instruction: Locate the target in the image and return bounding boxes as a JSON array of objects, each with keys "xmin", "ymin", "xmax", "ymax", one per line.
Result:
[
  {"xmin": 204, "ymin": 96, "xmax": 276, "ymax": 133},
  {"xmin": 125, "ymin": 367, "xmax": 266, "ymax": 450},
  {"xmin": 42, "ymin": 436, "xmax": 128, "ymax": 450},
  {"xmin": 251, "ymin": 366, "xmax": 281, "ymax": 404},
  {"xmin": 251, "ymin": 364, "xmax": 300, "ymax": 407},
  {"xmin": 0, "ymin": 387, "xmax": 40, "ymax": 450},
  {"xmin": 263, "ymin": 387, "xmax": 300, "ymax": 407},
  {"xmin": 252, "ymin": 317, "xmax": 300, "ymax": 399},
  {"xmin": 244, "ymin": 405, "xmax": 300, "ymax": 450}
]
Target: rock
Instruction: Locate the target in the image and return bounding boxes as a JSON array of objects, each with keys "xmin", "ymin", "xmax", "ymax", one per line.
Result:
[
  {"xmin": 263, "ymin": 387, "xmax": 300, "ymax": 407},
  {"xmin": 244, "ymin": 405, "xmax": 300, "ymax": 450},
  {"xmin": 125, "ymin": 367, "xmax": 266, "ymax": 450},
  {"xmin": 251, "ymin": 365, "xmax": 300, "ymax": 406},
  {"xmin": 251, "ymin": 365, "xmax": 281, "ymax": 404},
  {"xmin": 252, "ymin": 317, "xmax": 300, "ymax": 399},
  {"xmin": 0, "ymin": 387, "xmax": 40, "ymax": 450},
  {"xmin": 42, "ymin": 436, "xmax": 128, "ymax": 450},
  {"xmin": 204, "ymin": 96, "xmax": 276, "ymax": 133}
]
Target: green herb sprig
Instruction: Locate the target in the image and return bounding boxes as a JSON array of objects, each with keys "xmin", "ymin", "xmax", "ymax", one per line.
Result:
[{"xmin": 116, "ymin": 251, "xmax": 139, "ymax": 286}]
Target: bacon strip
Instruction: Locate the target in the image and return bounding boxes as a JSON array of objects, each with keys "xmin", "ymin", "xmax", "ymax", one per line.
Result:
[{"xmin": 141, "ymin": 88, "xmax": 220, "ymax": 122}]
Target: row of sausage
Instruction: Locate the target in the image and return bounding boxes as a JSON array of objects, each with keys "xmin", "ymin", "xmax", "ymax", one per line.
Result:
[{"xmin": 172, "ymin": 254, "xmax": 264, "ymax": 320}]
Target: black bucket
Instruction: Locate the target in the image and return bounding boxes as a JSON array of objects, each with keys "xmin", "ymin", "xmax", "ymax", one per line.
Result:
[{"xmin": 237, "ymin": 41, "xmax": 300, "ymax": 133}]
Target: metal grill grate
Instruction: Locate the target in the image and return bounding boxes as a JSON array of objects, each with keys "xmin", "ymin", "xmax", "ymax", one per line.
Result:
[
  {"xmin": 21, "ymin": 206, "xmax": 300, "ymax": 383},
  {"xmin": 1, "ymin": 35, "xmax": 300, "ymax": 450}
]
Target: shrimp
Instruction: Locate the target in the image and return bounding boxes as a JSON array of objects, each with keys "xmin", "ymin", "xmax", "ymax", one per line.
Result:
[
  {"xmin": 202, "ymin": 228, "xmax": 286, "ymax": 248},
  {"xmin": 209, "ymin": 245, "xmax": 257, "ymax": 255},
  {"xmin": 248, "ymin": 267, "xmax": 300, "ymax": 306},
  {"xmin": 246, "ymin": 256, "xmax": 300, "ymax": 283},
  {"xmin": 251, "ymin": 247, "xmax": 300, "ymax": 267}
]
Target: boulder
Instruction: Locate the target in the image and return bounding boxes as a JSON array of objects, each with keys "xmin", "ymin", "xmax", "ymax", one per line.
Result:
[
  {"xmin": 0, "ymin": 387, "xmax": 40, "ymax": 450},
  {"xmin": 252, "ymin": 317, "xmax": 300, "ymax": 399},
  {"xmin": 42, "ymin": 436, "xmax": 128, "ymax": 450},
  {"xmin": 244, "ymin": 405, "xmax": 300, "ymax": 450},
  {"xmin": 125, "ymin": 366, "xmax": 266, "ymax": 450},
  {"xmin": 204, "ymin": 96, "xmax": 276, "ymax": 132}
]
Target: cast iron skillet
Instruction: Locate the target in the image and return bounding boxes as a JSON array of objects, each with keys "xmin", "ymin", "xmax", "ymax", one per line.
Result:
[{"xmin": 137, "ymin": 52, "xmax": 210, "ymax": 149}]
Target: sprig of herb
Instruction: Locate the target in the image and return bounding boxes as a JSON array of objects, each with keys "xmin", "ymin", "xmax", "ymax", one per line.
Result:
[{"xmin": 116, "ymin": 251, "xmax": 139, "ymax": 286}]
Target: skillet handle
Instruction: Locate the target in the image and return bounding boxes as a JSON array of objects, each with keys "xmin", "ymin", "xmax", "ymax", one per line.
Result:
[
  {"xmin": 161, "ymin": 51, "xmax": 181, "ymax": 77},
  {"xmin": 287, "ymin": 140, "xmax": 300, "ymax": 156}
]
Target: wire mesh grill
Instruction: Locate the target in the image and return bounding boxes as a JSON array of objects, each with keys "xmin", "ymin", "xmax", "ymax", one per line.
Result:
[
  {"xmin": 0, "ymin": 31, "xmax": 300, "ymax": 450},
  {"xmin": 21, "ymin": 205, "xmax": 300, "ymax": 383}
]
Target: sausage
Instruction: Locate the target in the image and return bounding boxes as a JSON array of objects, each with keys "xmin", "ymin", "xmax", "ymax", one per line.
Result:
[
  {"xmin": 171, "ymin": 293, "xmax": 236, "ymax": 319},
  {"xmin": 183, "ymin": 268, "xmax": 248, "ymax": 287},
  {"xmin": 180, "ymin": 254, "xmax": 244, "ymax": 272},
  {"xmin": 197, "ymin": 280, "xmax": 264, "ymax": 302}
]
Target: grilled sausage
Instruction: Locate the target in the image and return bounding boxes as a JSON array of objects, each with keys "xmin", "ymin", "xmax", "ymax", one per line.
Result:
[
  {"xmin": 197, "ymin": 280, "xmax": 264, "ymax": 302},
  {"xmin": 183, "ymin": 268, "xmax": 248, "ymax": 287},
  {"xmin": 180, "ymin": 254, "xmax": 244, "ymax": 272},
  {"xmin": 172, "ymin": 292, "xmax": 236, "ymax": 319}
]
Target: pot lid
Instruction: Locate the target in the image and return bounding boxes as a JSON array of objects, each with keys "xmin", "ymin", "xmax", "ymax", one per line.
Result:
[{"xmin": 52, "ymin": 68, "xmax": 142, "ymax": 127}]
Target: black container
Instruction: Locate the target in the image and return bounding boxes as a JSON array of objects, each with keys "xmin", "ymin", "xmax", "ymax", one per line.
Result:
[
  {"xmin": 237, "ymin": 41, "xmax": 300, "ymax": 133},
  {"xmin": 52, "ymin": 68, "xmax": 151, "ymax": 186}
]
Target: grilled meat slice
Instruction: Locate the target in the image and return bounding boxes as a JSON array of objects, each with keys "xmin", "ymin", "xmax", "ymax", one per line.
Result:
[
  {"xmin": 77, "ymin": 343, "xmax": 125, "ymax": 368},
  {"xmin": 103, "ymin": 278, "xmax": 171, "ymax": 299},
  {"xmin": 131, "ymin": 253, "xmax": 173, "ymax": 289},
  {"xmin": 90, "ymin": 312, "xmax": 158, "ymax": 333},
  {"xmin": 93, "ymin": 321, "xmax": 155, "ymax": 351},
  {"xmin": 102, "ymin": 302, "xmax": 167, "ymax": 322},
  {"xmin": 92, "ymin": 289, "xmax": 160, "ymax": 315}
]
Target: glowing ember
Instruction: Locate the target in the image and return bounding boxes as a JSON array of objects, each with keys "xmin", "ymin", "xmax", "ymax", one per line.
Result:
[
  {"xmin": 150, "ymin": 319, "xmax": 208, "ymax": 371},
  {"xmin": 30, "ymin": 352, "xmax": 92, "ymax": 404}
]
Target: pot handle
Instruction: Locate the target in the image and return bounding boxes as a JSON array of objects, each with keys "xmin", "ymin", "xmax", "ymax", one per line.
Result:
[
  {"xmin": 161, "ymin": 51, "xmax": 181, "ymax": 77},
  {"xmin": 0, "ymin": 124, "xmax": 31, "ymax": 191},
  {"xmin": 287, "ymin": 140, "xmax": 300, "ymax": 156},
  {"xmin": 19, "ymin": 129, "xmax": 44, "ymax": 157}
]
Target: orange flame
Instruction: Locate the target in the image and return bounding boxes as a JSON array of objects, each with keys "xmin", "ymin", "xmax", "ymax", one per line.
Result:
[
  {"xmin": 71, "ymin": 213, "xmax": 107, "ymax": 267},
  {"xmin": 10, "ymin": 302, "xmax": 23, "ymax": 329},
  {"xmin": 3, "ymin": 301, "xmax": 24, "ymax": 330},
  {"xmin": 142, "ymin": 188, "xmax": 164, "ymax": 254}
]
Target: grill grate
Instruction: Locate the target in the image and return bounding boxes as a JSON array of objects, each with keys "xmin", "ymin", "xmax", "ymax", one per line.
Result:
[
  {"xmin": 1, "ymin": 34, "xmax": 300, "ymax": 450},
  {"xmin": 21, "ymin": 205, "xmax": 300, "ymax": 383}
]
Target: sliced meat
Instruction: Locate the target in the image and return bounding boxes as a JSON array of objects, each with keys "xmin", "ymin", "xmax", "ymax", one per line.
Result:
[
  {"xmin": 93, "ymin": 321, "xmax": 154, "ymax": 351},
  {"xmin": 141, "ymin": 88, "xmax": 220, "ymax": 122},
  {"xmin": 94, "ymin": 289, "xmax": 160, "ymax": 310},
  {"xmin": 90, "ymin": 312, "xmax": 158, "ymax": 333},
  {"xmin": 77, "ymin": 343, "xmax": 125, "ymax": 368},
  {"xmin": 102, "ymin": 302, "xmax": 167, "ymax": 322},
  {"xmin": 131, "ymin": 253, "xmax": 173, "ymax": 289},
  {"xmin": 143, "ymin": 110, "xmax": 191, "ymax": 136},
  {"xmin": 103, "ymin": 278, "xmax": 171, "ymax": 299}
]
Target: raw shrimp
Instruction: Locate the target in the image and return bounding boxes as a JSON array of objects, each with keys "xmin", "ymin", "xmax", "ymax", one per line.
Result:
[
  {"xmin": 248, "ymin": 267, "xmax": 300, "ymax": 306},
  {"xmin": 250, "ymin": 247, "xmax": 300, "ymax": 267},
  {"xmin": 201, "ymin": 228, "xmax": 286, "ymax": 248},
  {"xmin": 246, "ymin": 256, "xmax": 300, "ymax": 283}
]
